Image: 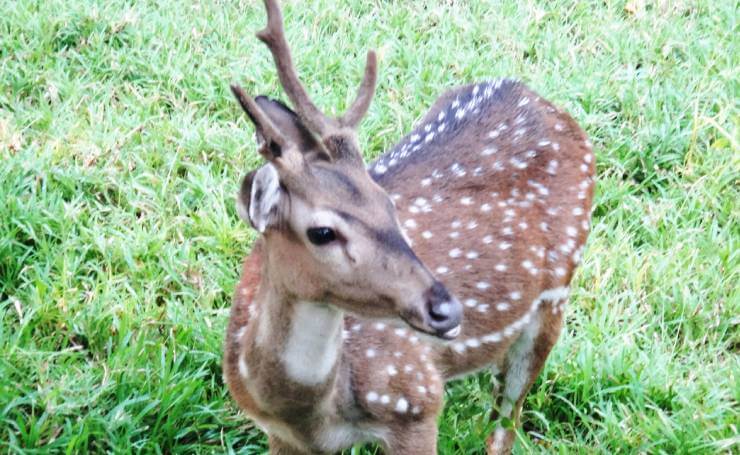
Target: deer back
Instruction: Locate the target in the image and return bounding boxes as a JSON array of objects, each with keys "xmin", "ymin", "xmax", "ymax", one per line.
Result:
[{"xmin": 370, "ymin": 79, "xmax": 595, "ymax": 376}]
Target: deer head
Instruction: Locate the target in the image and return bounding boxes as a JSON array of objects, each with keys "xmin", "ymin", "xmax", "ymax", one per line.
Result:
[{"xmin": 231, "ymin": 0, "xmax": 462, "ymax": 339}]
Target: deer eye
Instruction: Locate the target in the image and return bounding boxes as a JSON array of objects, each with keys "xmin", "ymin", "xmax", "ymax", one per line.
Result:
[{"xmin": 306, "ymin": 227, "xmax": 337, "ymax": 246}]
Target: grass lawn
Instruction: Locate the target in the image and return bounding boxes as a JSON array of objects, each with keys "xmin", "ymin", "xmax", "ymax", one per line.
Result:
[{"xmin": 1, "ymin": 0, "xmax": 737, "ymax": 453}]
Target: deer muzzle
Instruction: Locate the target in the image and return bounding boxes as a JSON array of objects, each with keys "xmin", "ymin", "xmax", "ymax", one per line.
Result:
[{"xmin": 422, "ymin": 281, "xmax": 462, "ymax": 340}]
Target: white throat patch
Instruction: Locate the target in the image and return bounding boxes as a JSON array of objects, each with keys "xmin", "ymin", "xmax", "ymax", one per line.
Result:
[{"xmin": 280, "ymin": 302, "xmax": 343, "ymax": 385}]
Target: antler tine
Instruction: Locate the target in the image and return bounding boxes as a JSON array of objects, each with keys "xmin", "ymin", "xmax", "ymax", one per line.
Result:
[
  {"xmin": 339, "ymin": 50, "xmax": 378, "ymax": 128},
  {"xmin": 231, "ymin": 84, "xmax": 286, "ymax": 149},
  {"xmin": 256, "ymin": 0, "xmax": 334, "ymax": 136}
]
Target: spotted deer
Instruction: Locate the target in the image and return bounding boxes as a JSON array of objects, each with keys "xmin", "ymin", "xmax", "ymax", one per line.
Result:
[{"xmin": 223, "ymin": 1, "xmax": 594, "ymax": 453}]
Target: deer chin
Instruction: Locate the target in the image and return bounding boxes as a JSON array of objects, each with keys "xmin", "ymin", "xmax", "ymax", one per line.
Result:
[{"xmin": 399, "ymin": 308, "xmax": 462, "ymax": 341}]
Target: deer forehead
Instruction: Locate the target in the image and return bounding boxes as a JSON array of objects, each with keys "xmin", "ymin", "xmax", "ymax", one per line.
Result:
[
  {"xmin": 310, "ymin": 165, "xmax": 389, "ymax": 202},
  {"xmin": 289, "ymin": 168, "xmax": 397, "ymax": 226},
  {"xmin": 290, "ymin": 194, "xmax": 396, "ymax": 235}
]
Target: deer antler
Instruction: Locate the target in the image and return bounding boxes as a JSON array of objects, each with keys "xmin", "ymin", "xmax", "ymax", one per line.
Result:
[
  {"xmin": 256, "ymin": 0, "xmax": 332, "ymax": 135},
  {"xmin": 257, "ymin": 0, "xmax": 377, "ymax": 135},
  {"xmin": 340, "ymin": 50, "xmax": 377, "ymax": 128}
]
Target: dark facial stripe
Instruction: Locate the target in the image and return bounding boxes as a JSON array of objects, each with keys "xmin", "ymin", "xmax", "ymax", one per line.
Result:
[
  {"xmin": 334, "ymin": 210, "xmax": 417, "ymax": 260},
  {"xmin": 371, "ymin": 228, "xmax": 419, "ymax": 261},
  {"xmin": 314, "ymin": 168, "xmax": 364, "ymax": 203}
]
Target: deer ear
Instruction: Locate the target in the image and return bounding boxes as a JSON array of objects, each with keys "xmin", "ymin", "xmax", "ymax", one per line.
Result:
[
  {"xmin": 253, "ymin": 97, "xmax": 321, "ymax": 149},
  {"xmin": 237, "ymin": 164, "xmax": 283, "ymax": 232}
]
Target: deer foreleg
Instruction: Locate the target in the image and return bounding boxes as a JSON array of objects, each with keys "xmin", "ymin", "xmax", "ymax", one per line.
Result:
[
  {"xmin": 268, "ymin": 435, "xmax": 313, "ymax": 455},
  {"xmin": 385, "ymin": 419, "xmax": 438, "ymax": 455},
  {"xmin": 487, "ymin": 306, "xmax": 564, "ymax": 454}
]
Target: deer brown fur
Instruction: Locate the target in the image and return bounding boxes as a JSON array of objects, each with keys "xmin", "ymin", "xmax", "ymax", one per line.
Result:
[{"xmin": 223, "ymin": 1, "xmax": 594, "ymax": 454}]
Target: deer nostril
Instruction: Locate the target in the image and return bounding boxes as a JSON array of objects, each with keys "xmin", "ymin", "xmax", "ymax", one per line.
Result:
[
  {"xmin": 426, "ymin": 298, "xmax": 462, "ymax": 337},
  {"xmin": 428, "ymin": 301, "xmax": 451, "ymax": 322},
  {"xmin": 424, "ymin": 281, "xmax": 462, "ymax": 334}
]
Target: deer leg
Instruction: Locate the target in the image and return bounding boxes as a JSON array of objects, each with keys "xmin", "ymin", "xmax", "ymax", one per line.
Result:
[
  {"xmin": 487, "ymin": 308, "xmax": 564, "ymax": 454},
  {"xmin": 268, "ymin": 435, "xmax": 311, "ymax": 455},
  {"xmin": 385, "ymin": 419, "xmax": 438, "ymax": 455}
]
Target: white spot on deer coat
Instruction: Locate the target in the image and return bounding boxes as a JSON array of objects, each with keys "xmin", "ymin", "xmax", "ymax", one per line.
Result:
[{"xmin": 395, "ymin": 397, "xmax": 409, "ymax": 413}]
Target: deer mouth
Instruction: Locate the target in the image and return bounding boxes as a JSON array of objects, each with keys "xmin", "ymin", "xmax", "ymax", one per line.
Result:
[
  {"xmin": 400, "ymin": 305, "xmax": 462, "ymax": 341},
  {"xmin": 401, "ymin": 317, "xmax": 462, "ymax": 341},
  {"xmin": 442, "ymin": 325, "xmax": 462, "ymax": 339}
]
